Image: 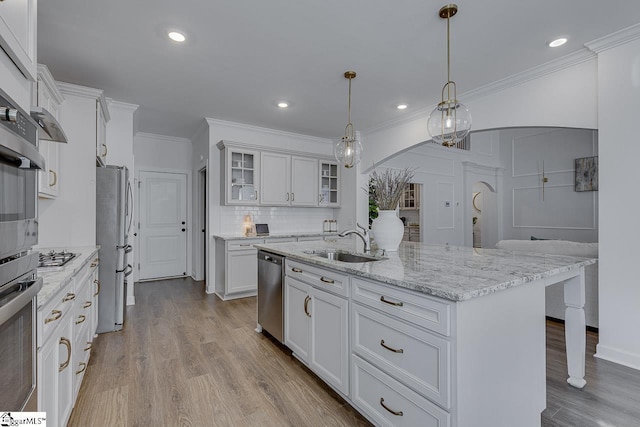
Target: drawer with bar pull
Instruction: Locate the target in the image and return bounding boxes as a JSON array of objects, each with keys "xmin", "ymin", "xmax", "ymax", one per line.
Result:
[
  {"xmin": 285, "ymin": 259, "xmax": 349, "ymax": 298},
  {"xmin": 351, "ymin": 277, "xmax": 452, "ymax": 336},
  {"xmin": 352, "ymin": 302, "xmax": 451, "ymax": 408}
]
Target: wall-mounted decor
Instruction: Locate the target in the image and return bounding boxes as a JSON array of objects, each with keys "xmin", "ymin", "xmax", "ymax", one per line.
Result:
[{"xmin": 575, "ymin": 156, "xmax": 598, "ymax": 192}]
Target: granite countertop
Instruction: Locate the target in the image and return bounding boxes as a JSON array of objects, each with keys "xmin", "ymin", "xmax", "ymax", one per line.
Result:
[
  {"xmin": 254, "ymin": 240, "xmax": 597, "ymax": 302},
  {"xmin": 213, "ymin": 232, "xmax": 338, "ymax": 240},
  {"xmin": 36, "ymin": 246, "xmax": 100, "ymax": 309}
]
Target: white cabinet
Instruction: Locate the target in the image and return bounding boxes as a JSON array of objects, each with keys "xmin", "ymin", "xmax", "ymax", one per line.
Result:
[
  {"xmin": 261, "ymin": 153, "xmax": 318, "ymax": 206},
  {"xmin": 0, "ymin": 0, "xmax": 37, "ymax": 82},
  {"xmin": 319, "ymin": 161, "xmax": 340, "ymax": 206},
  {"xmin": 284, "ymin": 259, "xmax": 349, "ymax": 396},
  {"xmin": 401, "ymin": 183, "xmax": 420, "ymax": 209},
  {"xmin": 38, "ymin": 252, "xmax": 100, "ymax": 427},
  {"xmin": 220, "ymin": 146, "xmax": 260, "ymax": 205},
  {"xmin": 36, "ymin": 65, "xmax": 64, "ymax": 198},
  {"xmin": 214, "ymin": 238, "xmax": 263, "ymax": 300},
  {"xmin": 96, "ymin": 98, "xmax": 109, "ymax": 165}
]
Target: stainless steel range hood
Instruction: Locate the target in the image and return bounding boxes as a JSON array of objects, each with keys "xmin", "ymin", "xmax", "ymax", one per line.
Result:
[{"xmin": 30, "ymin": 106, "xmax": 68, "ymax": 143}]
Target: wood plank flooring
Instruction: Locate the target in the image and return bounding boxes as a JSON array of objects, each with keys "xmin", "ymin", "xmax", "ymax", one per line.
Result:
[{"xmin": 68, "ymin": 277, "xmax": 640, "ymax": 427}]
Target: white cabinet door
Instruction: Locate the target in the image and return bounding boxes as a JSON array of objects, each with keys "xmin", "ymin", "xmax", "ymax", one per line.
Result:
[
  {"xmin": 309, "ymin": 286, "xmax": 349, "ymax": 395},
  {"xmin": 319, "ymin": 161, "xmax": 340, "ymax": 206},
  {"xmin": 37, "ymin": 77, "xmax": 61, "ymax": 198},
  {"xmin": 260, "ymin": 152, "xmax": 291, "ymax": 205},
  {"xmin": 225, "ymin": 148, "xmax": 260, "ymax": 205},
  {"xmin": 291, "ymin": 156, "xmax": 318, "ymax": 206},
  {"xmin": 226, "ymin": 248, "xmax": 258, "ymax": 294},
  {"xmin": 0, "ymin": 0, "xmax": 37, "ymax": 81},
  {"xmin": 284, "ymin": 277, "xmax": 310, "ymax": 362},
  {"xmin": 57, "ymin": 320, "xmax": 74, "ymax": 427},
  {"xmin": 96, "ymin": 101, "xmax": 107, "ymax": 164},
  {"xmin": 38, "ymin": 336, "xmax": 60, "ymax": 427}
]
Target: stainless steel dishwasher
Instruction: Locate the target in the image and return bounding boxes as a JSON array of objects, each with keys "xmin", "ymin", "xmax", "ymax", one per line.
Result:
[{"xmin": 257, "ymin": 250, "xmax": 284, "ymax": 343}]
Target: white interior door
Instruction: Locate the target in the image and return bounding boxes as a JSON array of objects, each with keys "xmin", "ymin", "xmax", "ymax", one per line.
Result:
[{"xmin": 139, "ymin": 171, "xmax": 187, "ymax": 280}]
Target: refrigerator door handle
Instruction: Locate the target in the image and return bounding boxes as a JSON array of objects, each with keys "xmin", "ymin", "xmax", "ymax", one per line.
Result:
[
  {"xmin": 126, "ymin": 180, "xmax": 134, "ymax": 235},
  {"xmin": 123, "ymin": 264, "xmax": 133, "ymax": 277}
]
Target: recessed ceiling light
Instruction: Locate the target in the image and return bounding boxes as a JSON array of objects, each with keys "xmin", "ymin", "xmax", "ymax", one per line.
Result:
[
  {"xmin": 548, "ymin": 38, "xmax": 567, "ymax": 48},
  {"xmin": 277, "ymin": 102, "xmax": 289, "ymax": 108},
  {"xmin": 397, "ymin": 104, "xmax": 408, "ymax": 110},
  {"xmin": 168, "ymin": 31, "xmax": 186, "ymax": 42}
]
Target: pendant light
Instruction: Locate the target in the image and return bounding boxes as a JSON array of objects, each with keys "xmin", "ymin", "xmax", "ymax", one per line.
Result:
[
  {"xmin": 427, "ymin": 4, "xmax": 472, "ymax": 147},
  {"xmin": 335, "ymin": 71, "xmax": 362, "ymax": 168}
]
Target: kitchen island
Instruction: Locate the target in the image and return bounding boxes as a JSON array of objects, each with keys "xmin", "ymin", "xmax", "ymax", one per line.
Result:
[{"xmin": 255, "ymin": 239, "xmax": 596, "ymax": 427}]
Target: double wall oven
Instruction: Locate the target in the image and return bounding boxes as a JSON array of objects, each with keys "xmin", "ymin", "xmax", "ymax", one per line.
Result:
[{"xmin": 0, "ymin": 88, "xmax": 44, "ymax": 411}]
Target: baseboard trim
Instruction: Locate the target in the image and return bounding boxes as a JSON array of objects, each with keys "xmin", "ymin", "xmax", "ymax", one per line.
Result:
[{"xmin": 595, "ymin": 344, "xmax": 640, "ymax": 371}]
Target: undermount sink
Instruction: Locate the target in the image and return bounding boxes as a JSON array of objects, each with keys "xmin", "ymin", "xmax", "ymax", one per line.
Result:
[{"xmin": 305, "ymin": 249, "xmax": 383, "ymax": 263}]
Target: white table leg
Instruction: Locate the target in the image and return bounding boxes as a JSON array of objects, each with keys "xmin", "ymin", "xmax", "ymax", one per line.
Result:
[{"xmin": 563, "ymin": 269, "xmax": 586, "ymax": 388}]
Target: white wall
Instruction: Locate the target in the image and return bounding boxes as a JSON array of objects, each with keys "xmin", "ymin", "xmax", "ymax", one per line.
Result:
[
  {"xmin": 498, "ymin": 127, "xmax": 598, "ymax": 242},
  {"xmin": 375, "ymin": 132, "xmax": 501, "ymax": 246},
  {"xmin": 594, "ymin": 36, "xmax": 640, "ymax": 370},
  {"xmin": 37, "ymin": 84, "xmax": 102, "ymax": 248}
]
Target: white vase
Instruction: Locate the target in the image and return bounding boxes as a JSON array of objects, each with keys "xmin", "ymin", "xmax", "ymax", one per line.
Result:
[{"xmin": 372, "ymin": 210, "xmax": 404, "ymax": 251}]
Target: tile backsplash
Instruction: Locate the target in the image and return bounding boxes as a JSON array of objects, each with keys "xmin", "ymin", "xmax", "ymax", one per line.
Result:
[{"xmin": 220, "ymin": 206, "xmax": 337, "ymax": 235}]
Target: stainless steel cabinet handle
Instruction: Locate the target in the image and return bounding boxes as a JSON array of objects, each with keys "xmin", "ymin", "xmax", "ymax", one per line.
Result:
[
  {"xmin": 101, "ymin": 143, "xmax": 108, "ymax": 157},
  {"xmin": 318, "ymin": 194, "xmax": 322, "ymax": 203},
  {"xmin": 380, "ymin": 339, "xmax": 404, "ymax": 354},
  {"xmin": 63, "ymin": 292, "xmax": 76, "ymax": 302},
  {"xmin": 75, "ymin": 362, "xmax": 87, "ymax": 375},
  {"xmin": 303, "ymin": 295, "xmax": 311, "ymax": 317},
  {"xmin": 83, "ymin": 301, "xmax": 92, "ymax": 309},
  {"xmin": 379, "ymin": 398, "xmax": 403, "ymax": 416},
  {"xmin": 76, "ymin": 314, "xmax": 86, "ymax": 325},
  {"xmin": 291, "ymin": 267, "xmax": 303, "ymax": 273},
  {"xmin": 286, "ymin": 192, "xmax": 289, "ymax": 201},
  {"xmin": 380, "ymin": 296, "xmax": 403, "ymax": 307},
  {"xmin": 45, "ymin": 309, "xmax": 62, "ymax": 324},
  {"xmin": 59, "ymin": 337, "xmax": 71, "ymax": 372},
  {"xmin": 84, "ymin": 342, "xmax": 92, "ymax": 352},
  {"xmin": 49, "ymin": 170, "xmax": 57, "ymax": 186},
  {"xmin": 91, "ymin": 258, "xmax": 99, "ymax": 267},
  {"xmin": 291, "ymin": 192, "xmax": 294, "ymax": 202},
  {"xmin": 94, "ymin": 279, "xmax": 100, "ymax": 296},
  {"xmin": 320, "ymin": 276, "xmax": 334, "ymax": 284}
]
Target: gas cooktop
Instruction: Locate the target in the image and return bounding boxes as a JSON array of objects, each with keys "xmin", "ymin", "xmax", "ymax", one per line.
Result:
[{"xmin": 38, "ymin": 250, "xmax": 77, "ymax": 269}]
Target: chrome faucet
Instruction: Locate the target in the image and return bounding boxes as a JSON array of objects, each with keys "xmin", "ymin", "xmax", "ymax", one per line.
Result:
[{"xmin": 338, "ymin": 222, "xmax": 371, "ymax": 253}]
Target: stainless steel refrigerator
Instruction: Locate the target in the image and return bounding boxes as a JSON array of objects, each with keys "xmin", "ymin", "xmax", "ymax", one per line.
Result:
[{"xmin": 96, "ymin": 165, "xmax": 133, "ymax": 333}]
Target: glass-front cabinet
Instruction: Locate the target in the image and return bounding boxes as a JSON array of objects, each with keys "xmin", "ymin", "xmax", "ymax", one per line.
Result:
[
  {"xmin": 319, "ymin": 161, "xmax": 340, "ymax": 206},
  {"xmin": 226, "ymin": 148, "xmax": 259, "ymax": 205},
  {"xmin": 402, "ymin": 183, "xmax": 420, "ymax": 209}
]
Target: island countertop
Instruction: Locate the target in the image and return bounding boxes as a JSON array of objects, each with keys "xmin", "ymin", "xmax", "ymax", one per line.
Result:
[{"xmin": 254, "ymin": 240, "xmax": 597, "ymax": 302}]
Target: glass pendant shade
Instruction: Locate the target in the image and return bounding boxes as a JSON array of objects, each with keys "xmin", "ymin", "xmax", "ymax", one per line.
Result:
[
  {"xmin": 427, "ymin": 96, "xmax": 472, "ymax": 147},
  {"xmin": 334, "ymin": 135, "xmax": 362, "ymax": 169},
  {"xmin": 427, "ymin": 4, "xmax": 471, "ymax": 147}
]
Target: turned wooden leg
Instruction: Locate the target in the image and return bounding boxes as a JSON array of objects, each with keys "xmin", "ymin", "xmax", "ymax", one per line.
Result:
[{"xmin": 563, "ymin": 269, "xmax": 587, "ymax": 388}]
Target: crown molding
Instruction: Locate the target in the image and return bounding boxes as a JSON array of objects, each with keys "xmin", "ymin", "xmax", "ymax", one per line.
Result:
[
  {"xmin": 106, "ymin": 98, "xmax": 139, "ymax": 113},
  {"xmin": 135, "ymin": 132, "xmax": 191, "ymax": 145},
  {"xmin": 585, "ymin": 23, "xmax": 640, "ymax": 53},
  {"xmin": 37, "ymin": 64, "xmax": 65, "ymax": 104},
  {"xmin": 363, "ymin": 49, "xmax": 596, "ymax": 137},
  {"xmin": 57, "ymin": 81, "xmax": 111, "ymax": 123},
  {"xmin": 206, "ymin": 117, "xmax": 333, "ymax": 145}
]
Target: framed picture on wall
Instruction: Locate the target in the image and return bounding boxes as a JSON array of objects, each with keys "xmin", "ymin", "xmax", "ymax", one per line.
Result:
[{"xmin": 575, "ymin": 156, "xmax": 598, "ymax": 192}]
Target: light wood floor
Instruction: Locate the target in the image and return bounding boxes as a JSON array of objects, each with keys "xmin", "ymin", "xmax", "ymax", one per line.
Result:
[{"xmin": 68, "ymin": 278, "xmax": 640, "ymax": 427}]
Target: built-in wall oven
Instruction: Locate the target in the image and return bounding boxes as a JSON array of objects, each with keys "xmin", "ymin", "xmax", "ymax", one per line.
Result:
[{"xmin": 0, "ymin": 88, "xmax": 44, "ymax": 411}]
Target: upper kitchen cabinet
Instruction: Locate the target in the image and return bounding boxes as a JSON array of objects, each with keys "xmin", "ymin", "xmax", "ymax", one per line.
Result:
[
  {"xmin": 95, "ymin": 95, "xmax": 110, "ymax": 166},
  {"xmin": 36, "ymin": 65, "xmax": 64, "ymax": 199},
  {"xmin": 218, "ymin": 142, "xmax": 260, "ymax": 205},
  {"xmin": 318, "ymin": 161, "xmax": 340, "ymax": 207},
  {"xmin": 0, "ymin": 0, "xmax": 37, "ymax": 109},
  {"xmin": 261, "ymin": 153, "xmax": 318, "ymax": 207},
  {"xmin": 402, "ymin": 183, "xmax": 420, "ymax": 209}
]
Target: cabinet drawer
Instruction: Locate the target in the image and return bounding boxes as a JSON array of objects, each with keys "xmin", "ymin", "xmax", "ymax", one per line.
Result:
[
  {"xmin": 351, "ymin": 355, "xmax": 450, "ymax": 427},
  {"xmin": 286, "ymin": 259, "xmax": 349, "ymax": 298},
  {"xmin": 226, "ymin": 239, "xmax": 264, "ymax": 251},
  {"xmin": 352, "ymin": 277, "xmax": 451, "ymax": 336},
  {"xmin": 266, "ymin": 237, "xmax": 296, "ymax": 244},
  {"xmin": 38, "ymin": 283, "xmax": 78, "ymax": 347},
  {"xmin": 352, "ymin": 303, "xmax": 451, "ymax": 408}
]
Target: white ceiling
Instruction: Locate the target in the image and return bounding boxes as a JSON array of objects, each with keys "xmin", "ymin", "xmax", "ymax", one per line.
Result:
[{"xmin": 38, "ymin": 1, "xmax": 640, "ymax": 140}]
